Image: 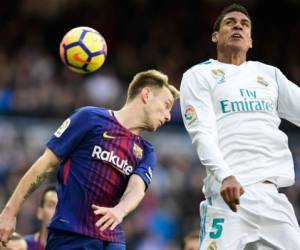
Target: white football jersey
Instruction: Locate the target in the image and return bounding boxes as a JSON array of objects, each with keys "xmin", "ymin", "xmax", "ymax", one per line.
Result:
[{"xmin": 180, "ymin": 59, "xmax": 300, "ymax": 197}]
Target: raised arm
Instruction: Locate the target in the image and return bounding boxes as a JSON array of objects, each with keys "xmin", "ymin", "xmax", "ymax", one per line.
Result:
[{"xmin": 0, "ymin": 148, "xmax": 59, "ymax": 244}]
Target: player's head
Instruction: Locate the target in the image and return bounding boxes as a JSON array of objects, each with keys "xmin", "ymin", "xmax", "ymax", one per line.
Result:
[
  {"xmin": 5, "ymin": 232, "xmax": 27, "ymax": 250},
  {"xmin": 126, "ymin": 69, "xmax": 179, "ymax": 131},
  {"xmin": 37, "ymin": 186, "xmax": 57, "ymax": 227},
  {"xmin": 183, "ymin": 230, "xmax": 199, "ymax": 250},
  {"xmin": 212, "ymin": 3, "xmax": 252, "ymax": 54}
]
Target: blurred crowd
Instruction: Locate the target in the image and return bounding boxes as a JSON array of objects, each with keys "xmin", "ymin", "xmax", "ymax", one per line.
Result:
[{"xmin": 1, "ymin": 0, "xmax": 300, "ymax": 249}]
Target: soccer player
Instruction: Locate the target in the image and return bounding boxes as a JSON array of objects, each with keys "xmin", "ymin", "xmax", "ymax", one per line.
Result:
[
  {"xmin": 0, "ymin": 69, "xmax": 179, "ymax": 250},
  {"xmin": 183, "ymin": 230, "xmax": 199, "ymax": 250},
  {"xmin": 180, "ymin": 3, "xmax": 300, "ymax": 250},
  {"xmin": 24, "ymin": 186, "xmax": 57, "ymax": 250}
]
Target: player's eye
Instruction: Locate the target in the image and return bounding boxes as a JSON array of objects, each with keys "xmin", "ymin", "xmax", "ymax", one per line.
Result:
[{"xmin": 242, "ymin": 22, "xmax": 250, "ymax": 27}]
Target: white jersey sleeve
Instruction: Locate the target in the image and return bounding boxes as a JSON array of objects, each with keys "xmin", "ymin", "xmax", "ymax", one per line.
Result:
[
  {"xmin": 180, "ymin": 68, "xmax": 234, "ymax": 183},
  {"xmin": 276, "ymin": 68, "xmax": 300, "ymax": 126}
]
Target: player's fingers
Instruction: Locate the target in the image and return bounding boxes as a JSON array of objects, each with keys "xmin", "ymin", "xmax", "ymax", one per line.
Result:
[
  {"xmin": 229, "ymin": 201, "xmax": 237, "ymax": 212},
  {"xmin": 93, "ymin": 207, "xmax": 107, "ymax": 215},
  {"xmin": 110, "ymin": 221, "xmax": 119, "ymax": 231},
  {"xmin": 95, "ymin": 214, "xmax": 111, "ymax": 227},
  {"xmin": 221, "ymin": 189, "xmax": 230, "ymax": 204},
  {"xmin": 92, "ymin": 204, "xmax": 99, "ymax": 209},
  {"xmin": 92, "ymin": 204, "xmax": 105, "ymax": 211},
  {"xmin": 100, "ymin": 218, "xmax": 114, "ymax": 231},
  {"xmin": 228, "ymin": 187, "xmax": 235, "ymax": 202},
  {"xmin": 233, "ymin": 188, "xmax": 240, "ymax": 205},
  {"xmin": 240, "ymin": 186, "xmax": 245, "ymax": 196},
  {"xmin": 0, "ymin": 234, "xmax": 9, "ymax": 245}
]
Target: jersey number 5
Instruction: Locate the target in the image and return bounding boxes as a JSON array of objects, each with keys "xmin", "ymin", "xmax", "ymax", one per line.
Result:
[{"xmin": 209, "ymin": 218, "xmax": 225, "ymax": 239}]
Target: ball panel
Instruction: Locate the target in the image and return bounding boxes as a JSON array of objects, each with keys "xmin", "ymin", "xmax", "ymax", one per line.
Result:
[
  {"xmin": 86, "ymin": 54, "xmax": 106, "ymax": 72},
  {"xmin": 82, "ymin": 32, "xmax": 105, "ymax": 53},
  {"xmin": 65, "ymin": 46, "xmax": 89, "ymax": 68},
  {"xmin": 62, "ymin": 29, "xmax": 82, "ymax": 45}
]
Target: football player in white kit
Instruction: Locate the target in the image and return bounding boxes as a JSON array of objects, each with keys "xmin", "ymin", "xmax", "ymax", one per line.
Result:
[{"xmin": 180, "ymin": 3, "xmax": 300, "ymax": 250}]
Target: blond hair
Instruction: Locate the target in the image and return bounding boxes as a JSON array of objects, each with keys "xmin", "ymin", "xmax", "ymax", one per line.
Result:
[{"xmin": 126, "ymin": 69, "xmax": 179, "ymax": 102}]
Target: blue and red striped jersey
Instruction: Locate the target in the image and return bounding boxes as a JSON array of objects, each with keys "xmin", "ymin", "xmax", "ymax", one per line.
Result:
[{"xmin": 46, "ymin": 107, "xmax": 156, "ymax": 243}]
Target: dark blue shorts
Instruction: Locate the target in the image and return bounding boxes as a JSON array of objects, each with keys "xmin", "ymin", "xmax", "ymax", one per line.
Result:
[{"xmin": 46, "ymin": 229, "xmax": 126, "ymax": 250}]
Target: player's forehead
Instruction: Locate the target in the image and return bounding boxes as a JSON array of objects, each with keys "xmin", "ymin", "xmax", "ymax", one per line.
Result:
[
  {"xmin": 161, "ymin": 86, "xmax": 175, "ymax": 105},
  {"xmin": 44, "ymin": 190, "xmax": 57, "ymax": 202},
  {"xmin": 222, "ymin": 11, "xmax": 251, "ymax": 24}
]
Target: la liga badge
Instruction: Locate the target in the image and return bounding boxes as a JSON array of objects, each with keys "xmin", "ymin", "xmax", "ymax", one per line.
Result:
[{"xmin": 184, "ymin": 105, "xmax": 197, "ymax": 125}]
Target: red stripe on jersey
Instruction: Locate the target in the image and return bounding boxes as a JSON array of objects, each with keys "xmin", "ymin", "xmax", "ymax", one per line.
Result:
[{"xmin": 63, "ymin": 159, "xmax": 71, "ymax": 185}]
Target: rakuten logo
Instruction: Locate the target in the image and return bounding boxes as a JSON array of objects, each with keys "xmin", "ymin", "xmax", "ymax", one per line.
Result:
[{"xmin": 91, "ymin": 145, "xmax": 133, "ymax": 175}]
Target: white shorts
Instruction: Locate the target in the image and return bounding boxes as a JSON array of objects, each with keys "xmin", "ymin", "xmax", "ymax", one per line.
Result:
[{"xmin": 199, "ymin": 182, "xmax": 300, "ymax": 250}]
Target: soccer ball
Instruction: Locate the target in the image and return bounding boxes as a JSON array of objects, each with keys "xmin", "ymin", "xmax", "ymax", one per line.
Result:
[{"xmin": 59, "ymin": 27, "xmax": 107, "ymax": 74}]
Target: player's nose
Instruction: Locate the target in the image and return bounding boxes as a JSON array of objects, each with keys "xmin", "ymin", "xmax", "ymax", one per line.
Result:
[
  {"xmin": 233, "ymin": 22, "xmax": 243, "ymax": 30},
  {"xmin": 164, "ymin": 111, "xmax": 171, "ymax": 122}
]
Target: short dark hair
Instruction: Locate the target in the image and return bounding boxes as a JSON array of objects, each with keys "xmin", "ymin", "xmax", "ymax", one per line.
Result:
[
  {"xmin": 213, "ymin": 3, "xmax": 251, "ymax": 31},
  {"xmin": 40, "ymin": 185, "xmax": 56, "ymax": 207}
]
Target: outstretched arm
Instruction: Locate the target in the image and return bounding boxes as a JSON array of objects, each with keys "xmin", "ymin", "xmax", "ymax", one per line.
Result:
[
  {"xmin": 92, "ymin": 174, "xmax": 145, "ymax": 231},
  {"xmin": 0, "ymin": 148, "xmax": 59, "ymax": 245}
]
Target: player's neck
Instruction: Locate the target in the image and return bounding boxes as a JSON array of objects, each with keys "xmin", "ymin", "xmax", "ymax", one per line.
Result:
[
  {"xmin": 217, "ymin": 50, "xmax": 246, "ymax": 66},
  {"xmin": 35, "ymin": 225, "xmax": 48, "ymax": 245},
  {"xmin": 114, "ymin": 105, "xmax": 145, "ymax": 135}
]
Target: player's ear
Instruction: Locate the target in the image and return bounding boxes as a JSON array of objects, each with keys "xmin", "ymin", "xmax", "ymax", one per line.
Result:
[
  {"xmin": 141, "ymin": 87, "xmax": 151, "ymax": 104},
  {"xmin": 249, "ymin": 37, "xmax": 253, "ymax": 48},
  {"xmin": 212, "ymin": 32, "xmax": 218, "ymax": 43}
]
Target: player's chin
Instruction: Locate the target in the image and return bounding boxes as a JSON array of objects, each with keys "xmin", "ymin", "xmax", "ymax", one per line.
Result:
[
  {"xmin": 146, "ymin": 125, "xmax": 158, "ymax": 132},
  {"xmin": 227, "ymin": 43, "xmax": 247, "ymax": 52}
]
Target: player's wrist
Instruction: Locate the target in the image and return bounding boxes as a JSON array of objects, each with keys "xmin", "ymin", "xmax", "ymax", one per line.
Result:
[
  {"xmin": 114, "ymin": 205, "xmax": 127, "ymax": 219},
  {"xmin": 1, "ymin": 206, "xmax": 17, "ymax": 219}
]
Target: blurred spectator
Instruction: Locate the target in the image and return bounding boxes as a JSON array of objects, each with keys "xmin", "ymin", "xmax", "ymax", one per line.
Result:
[
  {"xmin": 84, "ymin": 69, "xmax": 123, "ymax": 109},
  {"xmin": 24, "ymin": 186, "xmax": 57, "ymax": 250},
  {"xmin": 183, "ymin": 230, "xmax": 199, "ymax": 250}
]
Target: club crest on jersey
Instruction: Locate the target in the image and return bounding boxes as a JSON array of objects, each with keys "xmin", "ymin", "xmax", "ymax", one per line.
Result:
[
  {"xmin": 133, "ymin": 143, "xmax": 143, "ymax": 160},
  {"xmin": 54, "ymin": 118, "xmax": 70, "ymax": 138},
  {"xmin": 256, "ymin": 76, "xmax": 269, "ymax": 86},
  {"xmin": 207, "ymin": 240, "xmax": 217, "ymax": 250},
  {"xmin": 184, "ymin": 105, "xmax": 197, "ymax": 125},
  {"xmin": 211, "ymin": 69, "xmax": 225, "ymax": 84}
]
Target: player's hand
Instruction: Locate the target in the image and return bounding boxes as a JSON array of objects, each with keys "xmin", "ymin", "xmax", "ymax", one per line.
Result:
[
  {"xmin": 220, "ymin": 175, "xmax": 244, "ymax": 212},
  {"xmin": 0, "ymin": 212, "xmax": 16, "ymax": 246},
  {"xmin": 92, "ymin": 204, "xmax": 125, "ymax": 231}
]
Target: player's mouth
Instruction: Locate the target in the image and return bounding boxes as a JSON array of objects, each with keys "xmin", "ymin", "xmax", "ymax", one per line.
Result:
[{"xmin": 230, "ymin": 33, "xmax": 243, "ymax": 40}]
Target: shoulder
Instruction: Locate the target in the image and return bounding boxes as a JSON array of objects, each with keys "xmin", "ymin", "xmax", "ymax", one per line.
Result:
[
  {"xmin": 139, "ymin": 139, "xmax": 157, "ymax": 165},
  {"xmin": 247, "ymin": 60, "xmax": 278, "ymax": 73},
  {"xmin": 75, "ymin": 106, "xmax": 107, "ymax": 116},
  {"xmin": 183, "ymin": 59, "xmax": 215, "ymax": 76},
  {"xmin": 140, "ymin": 139, "xmax": 156, "ymax": 157},
  {"xmin": 73, "ymin": 106, "xmax": 111, "ymax": 120},
  {"xmin": 142, "ymin": 139, "xmax": 154, "ymax": 151}
]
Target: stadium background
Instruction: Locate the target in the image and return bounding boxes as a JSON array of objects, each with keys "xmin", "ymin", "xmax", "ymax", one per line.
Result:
[{"xmin": 1, "ymin": 0, "xmax": 300, "ymax": 249}]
